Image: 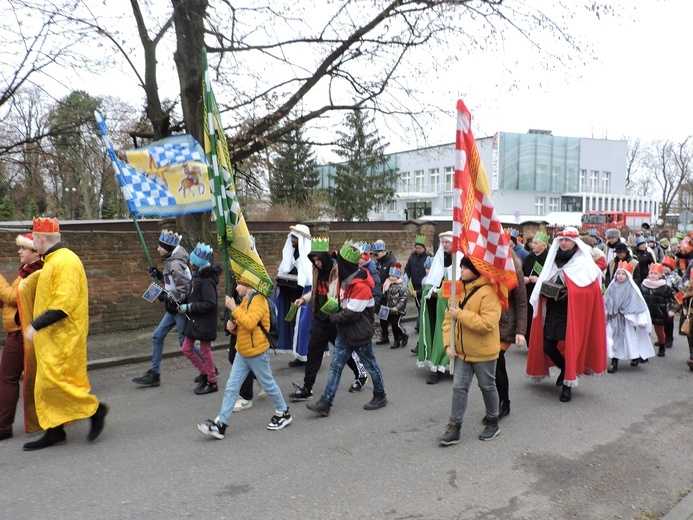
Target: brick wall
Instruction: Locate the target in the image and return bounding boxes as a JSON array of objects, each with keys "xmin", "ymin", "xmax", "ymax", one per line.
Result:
[{"xmin": 0, "ymin": 219, "xmax": 441, "ymax": 335}]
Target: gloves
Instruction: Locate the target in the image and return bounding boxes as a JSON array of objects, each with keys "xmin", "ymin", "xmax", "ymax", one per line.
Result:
[
  {"xmin": 148, "ymin": 267, "xmax": 163, "ymax": 280},
  {"xmin": 177, "ymin": 304, "xmax": 189, "ymax": 314}
]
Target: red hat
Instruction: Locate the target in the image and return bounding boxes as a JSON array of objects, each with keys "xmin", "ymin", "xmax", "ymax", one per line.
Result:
[
  {"xmin": 662, "ymin": 257, "xmax": 676, "ymax": 269},
  {"xmin": 16, "ymin": 233, "xmax": 36, "ymax": 250},
  {"xmin": 556, "ymin": 227, "xmax": 580, "ymax": 238}
]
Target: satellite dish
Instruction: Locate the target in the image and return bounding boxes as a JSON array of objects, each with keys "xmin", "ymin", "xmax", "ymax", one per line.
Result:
[{"xmin": 680, "ymin": 210, "xmax": 693, "ymax": 224}]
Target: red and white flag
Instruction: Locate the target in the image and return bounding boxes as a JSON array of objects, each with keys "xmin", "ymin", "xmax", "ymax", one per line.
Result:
[{"xmin": 452, "ymin": 99, "xmax": 518, "ymax": 308}]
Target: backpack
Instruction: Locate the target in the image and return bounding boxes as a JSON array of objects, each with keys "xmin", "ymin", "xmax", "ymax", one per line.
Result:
[{"xmin": 248, "ymin": 291, "xmax": 280, "ymax": 349}]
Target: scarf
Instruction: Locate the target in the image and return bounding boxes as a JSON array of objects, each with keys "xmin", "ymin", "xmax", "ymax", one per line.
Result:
[
  {"xmin": 641, "ymin": 278, "xmax": 666, "ymax": 290},
  {"xmin": 18, "ymin": 258, "xmax": 43, "ymax": 278}
]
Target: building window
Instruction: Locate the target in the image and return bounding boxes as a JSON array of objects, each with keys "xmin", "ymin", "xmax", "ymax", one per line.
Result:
[
  {"xmin": 549, "ymin": 197, "xmax": 560, "ymax": 212},
  {"xmin": 535, "ymin": 196, "xmax": 545, "ymax": 215},
  {"xmin": 616, "ymin": 199, "xmax": 620, "ymax": 211},
  {"xmin": 579, "ymin": 169, "xmax": 587, "ymax": 191},
  {"xmin": 444, "ymin": 196, "xmax": 453, "ymax": 210},
  {"xmin": 387, "ymin": 200, "xmax": 396, "ymax": 211},
  {"xmin": 400, "ymin": 171, "xmax": 410, "ymax": 192},
  {"xmin": 444, "ymin": 166, "xmax": 454, "ymax": 191},
  {"xmin": 407, "ymin": 201, "xmax": 431, "ymax": 219},
  {"xmin": 429, "ymin": 168, "xmax": 440, "ymax": 193},
  {"xmin": 590, "ymin": 170, "xmax": 599, "ymax": 192},
  {"xmin": 602, "ymin": 171, "xmax": 611, "ymax": 194},
  {"xmin": 414, "ymin": 170, "xmax": 424, "ymax": 191}
]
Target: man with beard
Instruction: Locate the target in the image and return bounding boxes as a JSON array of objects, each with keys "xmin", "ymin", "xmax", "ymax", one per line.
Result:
[
  {"xmin": 288, "ymin": 238, "xmax": 368, "ymax": 402},
  {"xmin": 522, "ymin": 231, "xmax": 550, "ymax": 344},
  {"xmin": 526, "ymin": 227, "xmax": 607, "ymax": 403}
]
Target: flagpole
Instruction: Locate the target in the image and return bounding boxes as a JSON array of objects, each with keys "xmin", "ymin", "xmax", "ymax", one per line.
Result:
[
  {"xmin": 449, "ymin": 258, "xmax": 456, "ymax": 376},
  {"xmin": 131, "ymin": 216, "xmax": 155, "ymax": 268}
]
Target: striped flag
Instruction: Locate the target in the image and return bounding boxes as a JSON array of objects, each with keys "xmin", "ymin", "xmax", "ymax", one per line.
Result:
[
  {"xmin": 452, "ymin": 99, "xmax": 518, "ymax": 308},
  {"xmin": 203, "ymin": 49, "xmax": 273, "ymax": 297},
  {"xmin": 95, "ymin": 112, "xmax": 213, "ymax": 217}
]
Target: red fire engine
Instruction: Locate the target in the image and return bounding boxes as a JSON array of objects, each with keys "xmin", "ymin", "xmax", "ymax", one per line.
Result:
[{"xmin": 581, "ymin": 211, "xmax": 651, "ymax": 234}]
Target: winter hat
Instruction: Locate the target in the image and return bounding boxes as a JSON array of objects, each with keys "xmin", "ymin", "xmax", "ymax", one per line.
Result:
[
  {"xmin": 459, "ymin": 255, "xmax": 480, "ymax": 277},
  {"xmin": 372, "ymin": 240, "xmax": 386, "ymax": 252},
  {"xmin": 588, "ymin": 229, "xmax": 599, "ymax": 237},
  {"xmin": 605, "ymin": 229, "xmax": 620, "ymax": 239},
  {"xmin": 158, "ymin": 229, "xmax": 182, "ymax": 252},
  {"xmin": 16, "ymin": 233, "xmax": 36, "ymax": 250},
  {"xmin": 635, "ymin": 236, "xmax": 647, "ymax": 246},
  {"xmin": 647, "ymin": 236, "xmax": 656, "ymax": 243},
  {"xmin": 389, "ymin": 262, "xmax": 403, "ymax": 278},
  {"xmin": 190, "ymin": 242, "xmax": 213, "ymax": 269},
  {"xmin": 614, "ymin": 242, "xmax": 630, "ymax": 253}
]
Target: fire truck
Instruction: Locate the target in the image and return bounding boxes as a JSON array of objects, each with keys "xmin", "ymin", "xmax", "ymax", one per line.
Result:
[{"xmin": 580, "ymin": 211, "xmax": 651, "ymax": 234}]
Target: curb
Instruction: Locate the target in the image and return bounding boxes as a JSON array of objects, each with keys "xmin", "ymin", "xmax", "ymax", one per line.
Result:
[
  {"xmin": 87, "ymin": 340, "xmax": 230, "ymax": 370},
  {"xmin": 663, "ymin": 493, "xmax": 693, "ymax": 520}
]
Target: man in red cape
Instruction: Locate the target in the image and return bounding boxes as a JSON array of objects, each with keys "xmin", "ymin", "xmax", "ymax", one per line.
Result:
[{"xmin": 526, "ymin": 226, "xmax": 607, "ymax": 402}]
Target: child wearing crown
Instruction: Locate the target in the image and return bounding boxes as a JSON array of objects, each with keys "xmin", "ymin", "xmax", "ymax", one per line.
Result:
[
  {"xmin": 382, "ymin": 262, "xmax": 409, "ymax": 349},
  {"xmin": 178, "ymin": 243, "xmax": 221, "ymax": 395},
  {"xmin": 639, "ymin": 262, "xmax": 677, "ymax": 358},
  {"xmin": 603, "ymin": 262, "xmax": 654, "ymax": 373}
]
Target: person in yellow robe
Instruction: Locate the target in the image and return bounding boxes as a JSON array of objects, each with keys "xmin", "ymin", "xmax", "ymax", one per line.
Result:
[{"xmin": 22, "ymin": 217, "xmax": 108, "ymax": 451}]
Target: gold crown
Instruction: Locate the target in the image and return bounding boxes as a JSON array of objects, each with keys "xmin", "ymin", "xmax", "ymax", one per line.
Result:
[
  {"xmin": 339, "ymin": 241, "xmax": 362, "ymax": 264},
  {"xmin": 311, "ymin": 237, "xmax": 330, "ymax": 253},
  {"xmin": 33, "ymin": 217, "xmax": 60, "ymax": 234}
]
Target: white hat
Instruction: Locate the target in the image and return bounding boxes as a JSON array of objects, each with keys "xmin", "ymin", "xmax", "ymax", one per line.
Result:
[{"xmin": 289, "ymin": 224, "xmax": 311, "ymax": 240}]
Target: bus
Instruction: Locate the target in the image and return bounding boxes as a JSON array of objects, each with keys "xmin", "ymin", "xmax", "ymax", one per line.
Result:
[{"xmin": 581, "ymin": 211, "xmax": 651, "ymax": 234}]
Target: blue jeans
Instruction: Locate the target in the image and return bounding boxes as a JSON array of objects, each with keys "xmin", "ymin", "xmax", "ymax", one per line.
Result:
[
  {"xmin": 323, "ymin": 335, "xmax": 385, "ymax": 403},
  {"xmin": 150, "ymin": 311, "xmax": 200, "ymax": 373},
  {"xmin": 450, "ymin": 357, "xmax": 498, "ymax": 424},
  {"xmin": 218, "ymin": 350, "xmax": 287, "ymax": 425}
]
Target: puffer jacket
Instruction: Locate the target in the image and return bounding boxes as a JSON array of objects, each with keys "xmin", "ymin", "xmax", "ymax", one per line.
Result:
[
  {"xmin": 331, "ymin": 268, "xmax": 375, "ymax": 348},
  {"xmin": 442, "ymin": 275, "xmax": 501, "ymax": 362},
  {"xmin": 499, "ymin": 265, "xmax": 527, "ymax": 345},
  {"xmin": 183, "ymin": 264, "xmax": 220, "ymax": 341},
  {"xmin": 640, "ymin": 281, "xmax": 674, "ymax": 326},
  {"xmin": 383, "ymin": 278, "xmax": 408, "ymax": 315},
  {"xmin": 231, "ymin": 290, "xmax": 271, "ymax": 358},
  {"xmin": 162, "ymin": 245, "xmax": 192, "ymax": 313}
]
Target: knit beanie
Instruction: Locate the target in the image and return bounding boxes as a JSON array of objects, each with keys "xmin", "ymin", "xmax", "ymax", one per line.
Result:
[{"xmin": 459, "ymin": 256, "xmax": 480, "ymax": 277}]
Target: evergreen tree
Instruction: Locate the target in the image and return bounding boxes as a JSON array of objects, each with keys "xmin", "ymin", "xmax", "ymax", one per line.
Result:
[
  {"xmin": 270, "ymin": 127, "xmax": 320, "ymax": 206},
  {"xmin": 330, "ymin": 109, "xmax": 397, "ymax": 221}
]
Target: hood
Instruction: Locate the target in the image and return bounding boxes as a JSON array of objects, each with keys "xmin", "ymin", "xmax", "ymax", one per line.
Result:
[
  {"xmin": 168, "ymin": 244, "xmax": 190, "ymax": 263},
  {"xmin": 195, "ymin": 263, "xmax": 221, "ymax": 282}
]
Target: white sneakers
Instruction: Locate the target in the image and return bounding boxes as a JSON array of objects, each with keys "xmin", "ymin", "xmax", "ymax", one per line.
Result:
[{"xmin": 233, "ymin": 397, "xmax": 253, "ymax": 412}]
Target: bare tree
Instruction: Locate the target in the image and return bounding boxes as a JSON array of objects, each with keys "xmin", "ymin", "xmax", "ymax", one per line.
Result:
[{"xmin": 645, "ymin": 138, "xmax": 693, "ymax": 219}]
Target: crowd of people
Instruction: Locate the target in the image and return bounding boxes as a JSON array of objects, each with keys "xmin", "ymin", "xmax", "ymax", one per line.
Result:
[{"xmin": 2, "ymin": 219, "xmax": 693, "ymax": 450}]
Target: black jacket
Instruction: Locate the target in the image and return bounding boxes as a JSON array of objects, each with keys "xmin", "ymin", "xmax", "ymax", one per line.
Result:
[
  {"xmin": 183, "ymin": 264, "xmax": 221, "ymax": 341},
  {"xmin": 640, "ymin": 282, "xmax": 674, "ymax": 326},
  {"xmin": 376, "ymin": 251, "xmax": 397, "ymax": 289},
  {"xmin": 404, "ymin": 251, "xmax": 429, "ymax": 291}
]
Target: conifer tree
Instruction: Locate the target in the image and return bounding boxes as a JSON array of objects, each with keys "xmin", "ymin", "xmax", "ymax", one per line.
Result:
[
  {"xmin": 330, "ymin": 109, "xmax": 397, "ymax": 221},
  {"xmin": 270, "ymin": 127, "xmax": 320, "ymax": 207}
]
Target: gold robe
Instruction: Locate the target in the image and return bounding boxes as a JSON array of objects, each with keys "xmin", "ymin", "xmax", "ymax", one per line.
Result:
[{"xmin": 32, "ymin": 247, "xmax": 97, "ymax": 429}]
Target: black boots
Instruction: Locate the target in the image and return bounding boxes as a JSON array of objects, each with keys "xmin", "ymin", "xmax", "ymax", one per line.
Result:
[
  {"xmin": 560, "ymin": 385, "xmax": 572, "ymax": 402},
  {"xmin": 88, "ymin": 403, "xmax": 109, "ymax": 442},
  {"xmin": 306, "ymin": 396, "xmax": 332, "ymax": 417},
  {"xmin": 657, "ymin": 343, "xmax": 666, "ymax": 357},
  {"xmin": 607, "ymin": 358, "xmax": 618, "ymax": 373},
  {"xmin": 364, "ymin": 392, "xmax": 387, "ymax": 410},
  {"xmin": 23, "ymin": 426, "xmax": 67, "ymax": 451},
  {"xmin": 555, "ymin": 370, "xmax": 565, "ymax": 387}
]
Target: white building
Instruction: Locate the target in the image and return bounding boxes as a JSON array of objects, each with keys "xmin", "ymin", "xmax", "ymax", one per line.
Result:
[{"xmin": 319, "ymin": 130, "xmax": 658, "ymax": 224}]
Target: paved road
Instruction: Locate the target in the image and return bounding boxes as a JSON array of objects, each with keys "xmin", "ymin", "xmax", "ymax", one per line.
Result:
[{"xmin": 1, "ymin": 332, "xmax": 692, "ymax": 520}]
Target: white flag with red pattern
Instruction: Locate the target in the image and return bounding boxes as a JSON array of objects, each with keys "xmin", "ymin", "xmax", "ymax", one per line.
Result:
[{"xmin": 452, "ymin": 99, "xmax": 518, "ymax": 308}]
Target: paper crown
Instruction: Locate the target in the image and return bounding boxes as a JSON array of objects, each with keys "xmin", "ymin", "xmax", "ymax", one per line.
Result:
[
  {"xmin": 424, "ymin": 256, "xmax": 433, "ymax": 268},
  {"xmin": 358, "ymin": 242, "xmax": 371, "ymax": 254},
  {"xmin": 617, "ymin": 261, "xmax": 634, "ymax": 274},
  {"xmin": 662, "ymin": 256, "xmax": 676, "ymax": 269},
  {"xmin": 310, "ymin": 237, "xmax": 329, "ymax": 253},
  {"xmin": 533, "ymin": 231, "xmax": 550, "ymax": 244},
  {"xmin": 190, "ymin": 242, "xmax": 213, "ymax": 268},
  {"xmin": 414, "ymin": 235, "xmax": 426, "ymax": 246},
  {"xmin": 556, "ymin": 227, "xmax": 580, "ymax": 238},
  {"xmin": 676, "ymin": 231, "xmax": 685, "ymax": 239},
  {"xmin": 159, "ymin": 229, "xmax": 182, "ymax": 248},
  {"xmin": 339, "ymin": 241, "xmax": 362, "ymax": 264},
  {"xmin": 16, "ymin": 233, "xmax": 35, "ymax": 249},
  {"xmin": 649, "ymin": 263, "xmax": 663, "ymax": 274},
  {"xmin": 647, "ymin": 236, "xmax": 656, "ymax": 242},
  {"xmin": 508, "ymin": 228, "xmax": 520, "ymax": 238},
  {"xmin": 660, "ymin": 238, "xmax": 670, "ymax": 245},
  {"xmin": 33, "ymin": 217, "xmax": 60, "ymax": 234},
  {"xmin": 389, "ymin": 262, "xmax": 403, "ymax": 278},
  {"xmin": 372, "ymin": 240, "xmax": 386, "ymax": 252}
]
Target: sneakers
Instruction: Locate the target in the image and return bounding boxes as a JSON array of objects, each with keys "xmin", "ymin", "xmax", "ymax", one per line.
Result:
[
  {"xmin": 363, "ymin": 392, "xmax": 387, "ymax": 410},
  {"xmin": 289, "ymin": 382, "xmax": 313, "ymax": 401},
  {"xmin": 438, "ymin": 421, "xmax": 461, "ymax": 446},
  {"xmin": 478, "ymin": 418, "xmax": 500, "ymax": 441},
  {"xmin": 233, "ymin": 397, "xmax": 253, "ymax": 412},
  {"xmin": 194, "ymin": 366, "xmax": 219, "ymax": 383},
  {"xmin": 133, "ymin": 370, "xmax": 160, "ymax": 387},
  {"xmin": 197, "ymin": 419, "xmax": 227, "ymax": 439},
  {"xmin": 195, "ymin": 381, "xmax": 218, "ymax": 395},
  {"xmin": 306, "ymin": 396, "xmax": 331, "ymax": 417},
  {"xmin": 267, "ymin": 409, "xmax": 293, "ymax": 431},
  {"xmin": 257, "ymin": 383, "xmax": 267, "ymax": 399},
  {"xmin": 349, "ymin": 375, "xmax": 368, "ymax": 393},
  {"xmin": 194, "ymin": 374, "xmax": 208, "ymax": 392}
]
